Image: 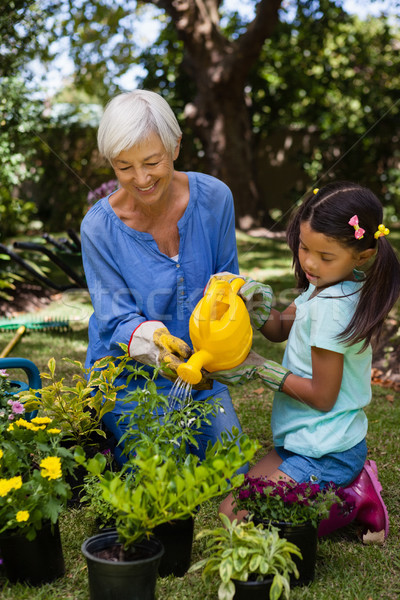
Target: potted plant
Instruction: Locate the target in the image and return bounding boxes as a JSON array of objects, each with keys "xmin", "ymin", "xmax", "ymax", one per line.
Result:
[
  {"xmin": 232, "ymin": 476, "xmax": 353, "ymax": 585},
  {"xmin": 19, "ymin": 356, "xmax": 126, "ymax": 449},
  {"xmin": 111, "ymin": 362, "xmax": 237, "ymax": 577},
  {"xmin": 19, "ymin": 355, "xmax": 130, "ymax": 501},
  {"xmin": 0, "ymin": 414, "xmax": 76, "ymax": 585},
  {"xmin": 78, "ymin": 361, "xmax": 224, "ymax": 577},
  {"xmin": 189, "ymin": 513, "xmax": 301, "ymax": 600},
  {"xmin": 78, "ymin": 428, "xmax": 259, "ymax": 600}
]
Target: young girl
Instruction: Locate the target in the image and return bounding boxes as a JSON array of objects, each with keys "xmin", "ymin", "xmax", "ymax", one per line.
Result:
[{"xmin": 209, "ymin": 181, "xmax": 400, "ymax": 538}]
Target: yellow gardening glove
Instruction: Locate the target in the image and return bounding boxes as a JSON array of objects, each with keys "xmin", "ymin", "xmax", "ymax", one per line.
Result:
[
  {"xmin": 153, "ymin": 327, "xmax": 192, "ymax": 372},
  {"xmin": 129, "ymin": 321, "xmax": 211, "ymax": 389}
]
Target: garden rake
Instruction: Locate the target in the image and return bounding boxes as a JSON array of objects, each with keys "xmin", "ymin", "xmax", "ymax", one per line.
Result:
[{"xmin": 0, "ymin": 315, "xmax": 71, "ymax": 358}]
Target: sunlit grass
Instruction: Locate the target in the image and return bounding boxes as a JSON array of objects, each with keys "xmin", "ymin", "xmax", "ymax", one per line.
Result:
[{"xmin": 0, "ymin": 231, "xmax": 399, "ymax": 599}]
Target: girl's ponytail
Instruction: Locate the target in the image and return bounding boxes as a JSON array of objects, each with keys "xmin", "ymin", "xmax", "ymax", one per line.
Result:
[{"xmin": 341, "ymin": 237, "xmax": 400, "ymax": 350}]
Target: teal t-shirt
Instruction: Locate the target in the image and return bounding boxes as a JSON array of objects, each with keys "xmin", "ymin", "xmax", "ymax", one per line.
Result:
[{"xmin": 271, "ymin": 280, "xmax": 371, "ymax": 458}]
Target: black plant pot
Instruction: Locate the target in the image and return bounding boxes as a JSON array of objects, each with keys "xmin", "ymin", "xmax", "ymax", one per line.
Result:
[
  {"xmin": 253, "ymin": 517, "xmax": 317, "ymax": 586},
  {"xmin": 233, "ymin": 576, "xmax": 275, "ymax": 599},
  {"xmin": 153, "ymin": 516, "xmax": 194, "ymax": 577},
  {"xmin": 0, "ymin": 520, "xmax": 65, "ymax": 586},
  {"xmin": 81, "ymin": 528, "xmax": 164, "ymax": 600}
]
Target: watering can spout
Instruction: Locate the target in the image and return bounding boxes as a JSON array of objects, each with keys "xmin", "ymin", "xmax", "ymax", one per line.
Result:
[{"xmin": 177, "ymin": 277, "xmax": 252, "ymax": 385}]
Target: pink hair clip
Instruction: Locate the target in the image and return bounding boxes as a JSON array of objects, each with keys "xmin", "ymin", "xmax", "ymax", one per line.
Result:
[{"xmin": 348, "ymin": 215, "xmax": 365, "ymax": 240}]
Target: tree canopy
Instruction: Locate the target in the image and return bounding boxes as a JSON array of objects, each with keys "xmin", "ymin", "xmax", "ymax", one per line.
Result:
[{"xmin": 1, "ymin": 0, "xmax": 399, "ymax": 232}]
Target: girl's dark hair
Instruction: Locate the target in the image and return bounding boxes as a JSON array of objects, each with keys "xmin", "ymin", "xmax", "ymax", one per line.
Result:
[{"xmin": 287, "ymin": 181, "xmax": 400, "ymax": 350}]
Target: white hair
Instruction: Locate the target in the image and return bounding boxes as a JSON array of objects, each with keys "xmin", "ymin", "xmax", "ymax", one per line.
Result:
[{"xmin": 97, "ymin": 90, "xmax": 182, "ymax": 162}]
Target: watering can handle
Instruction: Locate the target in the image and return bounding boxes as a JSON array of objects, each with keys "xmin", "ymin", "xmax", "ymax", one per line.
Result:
[{"xmin": 198, "ymin": 278, "xmax": 245, "ymax": 338}]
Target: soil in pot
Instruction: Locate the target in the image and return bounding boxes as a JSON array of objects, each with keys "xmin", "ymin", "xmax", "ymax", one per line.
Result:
[{"xmin": 94, "ymin": 542, "xmax": 158, "ymax": 562}]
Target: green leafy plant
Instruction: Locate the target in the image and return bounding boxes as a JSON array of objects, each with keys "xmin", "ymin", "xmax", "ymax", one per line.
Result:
[
  {"xmin": 0, "ymin": 415, "xmax": 76, "ymax": 540},
  {"xmin": 76, "ymin": 427, "xmax": 259, "ymax": 549},
  {"xmin": 189, "ymin": 513, "xmax": 301, "ymax": 600},
  {"xmin": 119, "ymin": 367, "xmax": 221, "ymax": 464},
  {"xmin": 19, "ymin": 355, "xmax": 129, "ymax": 447},
  {"xmin": 80, "ymin": 471, "xmax": 118, "ymax": 530},
  {"xmin": 233, "ymin": 476, "xmax": 353, "ymax": 528}
]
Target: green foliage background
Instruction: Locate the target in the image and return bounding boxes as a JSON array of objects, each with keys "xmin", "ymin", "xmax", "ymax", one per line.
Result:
[{"xmin": 0, "ymin": 0, "xmax": 399, "ymax": 237}]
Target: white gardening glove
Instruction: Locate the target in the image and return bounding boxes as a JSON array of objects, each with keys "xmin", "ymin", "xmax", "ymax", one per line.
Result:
[
  {"xmin": 207, "ymin": 350, "xmax": 291, "ymax": 393},
  {"xmin": 205, "ymin": 273, "xmax": 273, "ymax": 330},
  {"xmin": 129, "ymin": 321, "xmax": 211, "ymax": 388}
]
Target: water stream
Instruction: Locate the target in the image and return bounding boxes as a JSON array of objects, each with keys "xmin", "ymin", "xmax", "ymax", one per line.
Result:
[{"xmin": 168, "ymin": 376, "xmax": 193, "ymax": 410}]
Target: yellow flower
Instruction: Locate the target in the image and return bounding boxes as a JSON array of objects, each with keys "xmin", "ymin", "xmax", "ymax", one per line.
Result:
[
  {"xmin": 40, "ymin": 456, "xmax": 62, "ymax": 480},
  {"xmin": 0, "ymin": 449, "xmax": 3, "ymax": 459},
  {"xmin": 0, "ymin": 479, "xmax": 12, "ymax": 497},
  {"xmin": 0, "ymin": 476, "xmax": 22, "ymax": 497},
  {"xmin": 31, "ymin": 417, "xmax": 52, "ymax": 425},
  {"xmin": 16, "ymin": 510, "xmax": 30, "ymax": 522},
  {"xmin": 14, "ymin": 418, "xmax": 30, "ymax": 428},
  {"xmin": 13, "ymin": 419, "xmax": 41, "ymax": 431},
  {"xmin": 10, "ymin": 476, "xmax": 23, "ymax": 490},
  {"xmin": 7, "ymin": 424, "xmax": 14, "ymax": 431},
  {"xmin": 47, "ymin": 428, "xmax": 61, "ymax": 434}
]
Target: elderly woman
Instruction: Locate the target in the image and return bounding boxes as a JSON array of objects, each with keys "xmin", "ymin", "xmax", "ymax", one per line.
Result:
[{"xmin": 80, "ymin": 89, "xmax": 245, "ymax": 467}]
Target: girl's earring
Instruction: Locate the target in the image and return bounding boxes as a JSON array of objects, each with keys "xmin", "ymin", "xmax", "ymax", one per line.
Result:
[{"xmin": 353, "ymin": 267, "xmax": 365, "ymax": 281}]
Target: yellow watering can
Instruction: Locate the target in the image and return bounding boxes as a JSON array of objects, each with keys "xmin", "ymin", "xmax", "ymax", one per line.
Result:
[{"xmin": 177, "ymin": 277, "xmax": 253, "ymax": 385}]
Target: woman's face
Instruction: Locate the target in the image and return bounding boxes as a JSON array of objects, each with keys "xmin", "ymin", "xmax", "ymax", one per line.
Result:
[{"xmin": 112, "ymin": 131, "xmax": 179, "ymax": 207}]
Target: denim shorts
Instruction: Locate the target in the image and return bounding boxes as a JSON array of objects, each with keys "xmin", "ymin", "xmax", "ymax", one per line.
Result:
[{"xmin": 276, "ymin": 438, "xmax": 367, "ymax": 488}]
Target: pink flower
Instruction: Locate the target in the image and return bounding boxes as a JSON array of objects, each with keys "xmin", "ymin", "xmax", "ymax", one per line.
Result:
[
  {"xmin": 10, "ymin": 401, "xmax": 25, "ymax": 414},
  {"xmin": 0, "ymin": 370, "xmax": 8, "ymax": 377}
]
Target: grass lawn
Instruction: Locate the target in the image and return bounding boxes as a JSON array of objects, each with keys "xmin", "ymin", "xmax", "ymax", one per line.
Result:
[{"xmin": 0, "ymin": 231, "xmax": 399, "ymax": 599}]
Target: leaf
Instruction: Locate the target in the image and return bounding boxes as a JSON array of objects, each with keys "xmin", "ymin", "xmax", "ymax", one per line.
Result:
[
  {"xmin": 218, "ymin": 580, "xmax": 235, "ymax": 600},
  {"xmin": 47, "ymin": 357, "xmax": 56, "ymax": 377},
  {"xmin": 219, "ymin": 559, "xmax": 233, "ymax": 583},
  {"xmin": 73, "ymin": 446, "xmax": 86, "ymax": 464},
  {"xmin": 270, "ymin": 575, "xmax": 283, "ymax": 600},
  {"xmin": 86, "ymin": 454, "xmax": 107, "ymax": 476},
  {"xmin": 249, "ymin": 554, "xmax": 261, "ymax": 571},
  {"xmin": 362, "ymin": 529, "xmax": 386, "ymax": 545}
]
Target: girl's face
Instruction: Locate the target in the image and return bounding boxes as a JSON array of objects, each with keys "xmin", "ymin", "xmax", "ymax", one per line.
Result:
[
  {"xmin": 112, "ymin": 131, "xmax": 179, "ymax": 207},
  {"xmin": 298, "ymin": 221, "xmax": 360, "ymax": 290}
]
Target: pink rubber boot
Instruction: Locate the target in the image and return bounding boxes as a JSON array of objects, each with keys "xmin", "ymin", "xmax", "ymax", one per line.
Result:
[{"xmin": 318, "ymin": 460, "xmax": 389, "ymax": 543}]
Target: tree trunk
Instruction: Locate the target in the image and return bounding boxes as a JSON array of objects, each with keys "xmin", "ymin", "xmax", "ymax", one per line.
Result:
[
  {"xmin": 184, "ymin": 82, "xmax": 262, "ymax": 228},
  {"xmin": 149, "ymin": 0, "xmax": 282, "ymax": 228}
]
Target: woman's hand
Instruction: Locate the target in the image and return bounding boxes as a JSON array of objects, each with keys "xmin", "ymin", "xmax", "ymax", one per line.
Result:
[{"xmin": 129, "ymin": 321, "xmax": 211, "ymax": 388}]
